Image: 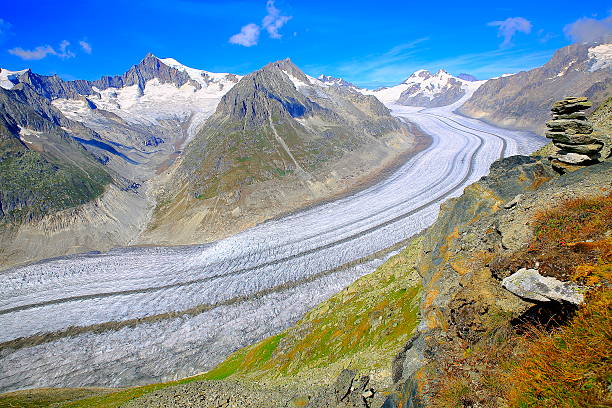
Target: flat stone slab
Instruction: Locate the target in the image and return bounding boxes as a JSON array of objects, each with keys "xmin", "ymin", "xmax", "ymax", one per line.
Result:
[
  {"xmin": 555, "ymin": 142, "xmax": 603, "ymax": 155},
  {"xmin": 552, "ymin": 112, "xmax": 587, "ymax": 120},
  {"xmin": 546, "ymin": 119, "xmax": 593, "ymax": 134},
  {"xmin": 502, "ymin": 268, "xmax": 584, "ymax": 304},
  {"xmin": 545, "ymin": 131, "xmax": 600, "ymax": 145},
  {"xmin": 556, "ymin": 152, "xmax": 594, "ymax": 164},
  {"xmin": 551, "ymin": 97, "xmax": 592, "ymax": 114}
]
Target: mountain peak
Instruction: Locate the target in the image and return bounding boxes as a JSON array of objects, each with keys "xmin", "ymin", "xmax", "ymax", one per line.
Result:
[
  {"xmin": 257, "ymin": 58, "xmax": 308, "ymax": 84},
  {"xmin": 317, "ymin": 74, "xmax": 356, "ymax": 88},
  {"xmin": 143, "ymin": 52, "xmax": 158, "ymax": 60},
  {"xmin": 457, "ymin": 73, "xmax": 478, "ymax": 82},
  {"xmin": 264, "ymin": 58, "xmax": 299, "ymax": 71},
  {"xmin": 405, "ymin": 70, "xmax": 432, "ymax": 83},
  {"xmin": 0, "ymin": 68, "xmax": 31, "ymax": 90}
]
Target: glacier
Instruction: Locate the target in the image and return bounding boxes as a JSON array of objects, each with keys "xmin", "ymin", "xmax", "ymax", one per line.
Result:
[{"xmin": 0, "ymin": 103, "xmax": 546, "ymax": 392}]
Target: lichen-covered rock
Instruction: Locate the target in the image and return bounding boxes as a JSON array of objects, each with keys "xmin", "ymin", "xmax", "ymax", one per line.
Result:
[
  {"xmin": 551, "ymin": 96, "xmax": 593, "ymax": 114},
  {"xmin": 555, "ymin": 142, "xmax": 603, "ymax": 155},
  {"xmin": 385, "ymin": 157, "xmax": 612, "ymax": 407},
  {"xmin": 501, "ymin": 268, "xmax": 584, "ymax": 304},
  {"xmin": 546, "ymin": 119, "xmax": 593, "ymax": 134},
  {"xmin": 335, "ymin": 369, "xmax": 356, "ymax": 403},
  {"xmin": 545, "ymin": 131, "xmax": 600, "ymax": 145}
]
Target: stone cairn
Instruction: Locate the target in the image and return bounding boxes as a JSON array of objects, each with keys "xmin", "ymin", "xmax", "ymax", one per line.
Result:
[{"xmin": 545, "ymin": 96, "xmax": 603, "ymax": 172}]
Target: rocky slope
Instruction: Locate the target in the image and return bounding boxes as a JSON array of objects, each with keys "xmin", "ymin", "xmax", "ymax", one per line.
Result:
[
  {"xmin": 141, "ymin": 59, "xmax": 422, "ymax": 245},
  {"xmin": 386, "ymin": 159, "xmax": 611, "ymax": 407},
  {"xmin": 459, "ymin": 41, "xmax": 612, "ymax": 133},
  {"xmin": 0, "ymin": 82, "xmax": 111, "ymax": 224}
]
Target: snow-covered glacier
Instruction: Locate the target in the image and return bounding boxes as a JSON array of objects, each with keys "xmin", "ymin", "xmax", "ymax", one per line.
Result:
[{"xmin": 0, "ymin": 106, "xmax": 546, "ymax": 392}]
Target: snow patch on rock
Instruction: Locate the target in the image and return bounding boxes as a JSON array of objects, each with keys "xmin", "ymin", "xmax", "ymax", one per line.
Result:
[
  {"xmin": 588, "ymin": 43, "xmax": 612, "ymax": 72},
  {"xmin": 0, "ymin": 68, "xmax": 28, "ymax": 90}
]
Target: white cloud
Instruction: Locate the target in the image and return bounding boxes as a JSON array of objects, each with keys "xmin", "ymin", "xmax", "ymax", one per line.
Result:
[
  {"xmin": 9, "ymin": 45, "xmax": 56, "ymax": 60},
  {"xmin": 57, "ymin": 40, "xmax": 75, "ymax": 58},
  {"xmin": 79, "ymin": 40, "xmax": 92, "ymax": 54},
  {"xmin": 262, "ymin": 0, "xmax": 292, "ymax": 39},
  {"xmin": 229, "ymin": 23, "xmax": 260, "ymax": 47},
  {"xmin": 488, "ymin": 17, "xmax": 532, "ymax": 47},
  {"xmin": 564, "ymin": 11, "xmax": 612, "ymax": 43},
  {"xmin": 8, "ymin": 40, "xmax": 75, "ymax": 60},
  {"xmin": 228, "ymin": 0, "xmax": 291, "ymax": 47}
]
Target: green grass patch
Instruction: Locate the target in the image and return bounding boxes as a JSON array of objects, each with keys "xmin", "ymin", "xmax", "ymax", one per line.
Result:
[
  {"xmin": 0, "ymin": 150, "xmax": 110, "ymax": 223},
  {"xmin": 199, "ymin": 238, "xmax": 423, "ymax": 382},
  {"xmin": 0, "ymin": 388, "xmax": 113, "ymax": 408}
]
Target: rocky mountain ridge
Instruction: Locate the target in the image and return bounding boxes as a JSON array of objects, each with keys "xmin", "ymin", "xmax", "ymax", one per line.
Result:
[
  {"xmin": 0, "ymin": 82, "xmax": 112, "ymax": 222},
  {"xmin": 2, "ymin": 54, "xmax": 202, "ymax": 98},
  {"xmin": 459, "ymin": 41, "xmax": 612, "ymax": 133},
  {"xmin": 1, "ymin": 54, "xmax": 242, "ymax": 182},
  {"xmin": 141, "ymin": 58, "xmax": 422, "ymax": 245},
  {"xmin": 359, "ymin": 69, "xmax": 485, "ymax": 107}
]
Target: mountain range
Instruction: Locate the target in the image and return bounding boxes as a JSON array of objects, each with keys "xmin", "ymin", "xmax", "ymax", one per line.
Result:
[
  {"xmin": 0, "ymin": 36, "xmax": 611, "ymax": 408},
  {"xmin": 0, "ymin": 40, "xmax": 610, "ymax": 269}
]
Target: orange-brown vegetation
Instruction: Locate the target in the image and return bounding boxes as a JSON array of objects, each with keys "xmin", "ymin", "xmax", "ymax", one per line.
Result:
[{"xmin": 431, "ymin": 194, "xmax": 612, "ymax": 408}]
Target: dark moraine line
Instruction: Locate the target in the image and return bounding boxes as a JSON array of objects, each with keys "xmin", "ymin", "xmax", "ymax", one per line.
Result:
[
  {"xmin": 0, "ymin": 115, "xmax": 487, "ymax": 319},
  {"xmin": 422, "ymin": 112, "xmax": 508, "ymax": 159},
  {"xmin": 0, "ymin": 237, "xmax": 413, "ymax": 352}
]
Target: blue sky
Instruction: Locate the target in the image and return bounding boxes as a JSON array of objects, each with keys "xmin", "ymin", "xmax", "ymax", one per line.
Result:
[{"xmin": 0, "ymin": 0, "xmax": 610, "ymax": 88}]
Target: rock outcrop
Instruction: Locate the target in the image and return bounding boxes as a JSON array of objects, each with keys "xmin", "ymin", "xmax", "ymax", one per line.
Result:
[
  {"xmin": 384, "ymin": 156, "xmax": 612, "ymax": 407},
  {"xmin": 545, "ymin": 97, "xmax": 610, "ymax": 172}
]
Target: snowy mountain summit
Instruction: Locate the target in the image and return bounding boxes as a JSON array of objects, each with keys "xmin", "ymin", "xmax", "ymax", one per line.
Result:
[
  {"xmin": 317, "ymin": 74, "xmax": 357, "ymax": 89},
  {"xmin": 0, "ymin": 54, "xmax": 243, "ymax": 181},
  {"xmin": 361, "ymin": 69, "xmax": 484, "ymax": 107}
]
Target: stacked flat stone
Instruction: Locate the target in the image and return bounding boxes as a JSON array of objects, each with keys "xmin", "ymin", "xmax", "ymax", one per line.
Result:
[{"xmin": 546, "ymin": 97, "xmax": 603, "ymax": 166}]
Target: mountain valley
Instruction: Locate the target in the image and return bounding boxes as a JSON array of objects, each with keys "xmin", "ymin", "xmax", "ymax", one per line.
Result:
[{"xmin": 0, "ymin": 34, "xmax": 610, "ymax": 408}]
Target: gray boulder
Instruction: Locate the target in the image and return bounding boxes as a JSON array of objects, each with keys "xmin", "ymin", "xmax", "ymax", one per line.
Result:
[
  {"xmin": 335, "ymin": 369, "xmax": 356, "ymax": 403},
  {"xmin": 501, "ymin": 268, "xmax": 584, "ymax": 304}
]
